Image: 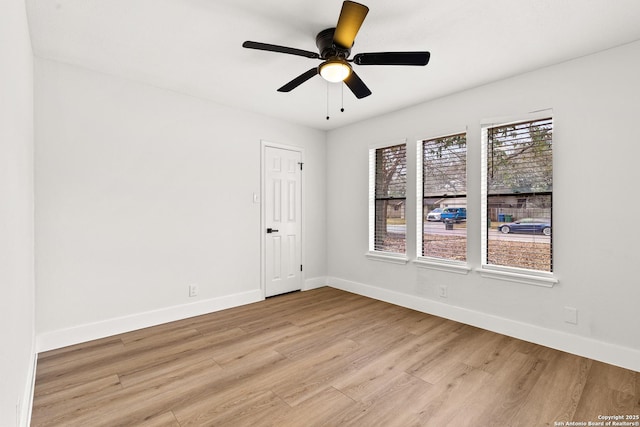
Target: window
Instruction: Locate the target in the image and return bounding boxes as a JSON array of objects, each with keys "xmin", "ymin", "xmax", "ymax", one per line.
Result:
[
  {"xmin": 369, "ymin": 142, "xmax": 407, "ymax": 255},
  {"xmin": 482, "ymin": 116, "xmax": 553, "ymax": 273},
  {"xmin": 420, "ymin": 133, "xmax": 467, "ymax": 262}
]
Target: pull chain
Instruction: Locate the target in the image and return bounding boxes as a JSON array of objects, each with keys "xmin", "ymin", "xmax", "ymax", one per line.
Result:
[
  {"xmin": 325, "ymin": 83, "xmax": 346, "ymax": 120},
  {"xmin": 326, "ymin": 82, "xmax": 330, "ymax": 120}
]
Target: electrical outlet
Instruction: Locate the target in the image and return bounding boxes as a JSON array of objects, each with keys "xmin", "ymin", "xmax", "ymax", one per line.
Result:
[
  {"xmin": 564, "ymin": 306, "xmax": 578, "ymax": 324},
  {"xmin": 189, "ymin": 284, "xmax": 198, "ymax": 297},
  {"xmin": 438, "ymin": 285, "xmax": 448, "ymax": 298}
]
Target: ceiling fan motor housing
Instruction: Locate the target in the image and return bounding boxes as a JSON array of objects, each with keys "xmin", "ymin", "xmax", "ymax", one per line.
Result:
[{"xmin": 316, "ymin": 28, "xmax": 351, "ymax": 59}]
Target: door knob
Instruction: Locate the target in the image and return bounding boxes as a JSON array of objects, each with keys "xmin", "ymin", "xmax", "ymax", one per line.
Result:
[{"xmin": 266, "ymin": 228, "xmax": 279, "ymax": 234}]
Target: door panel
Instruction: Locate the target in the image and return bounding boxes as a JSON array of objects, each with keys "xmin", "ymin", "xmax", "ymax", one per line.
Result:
[{"xmin": 264, "ymin": 146, "xmax": 302, "ymax": 297}]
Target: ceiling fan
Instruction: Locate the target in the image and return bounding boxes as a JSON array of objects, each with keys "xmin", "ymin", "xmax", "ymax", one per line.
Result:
[{"xmin": 242, "ymin": 1, "xmax": 430, "ymax": 99}]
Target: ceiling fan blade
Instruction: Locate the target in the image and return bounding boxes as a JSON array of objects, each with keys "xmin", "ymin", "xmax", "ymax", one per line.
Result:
[
  {"xmin": 333, "ymin": 1, "xmax": 369, "ymax": 49},
  {"xmin": 353, "ymin": 51, "xmax": 431, "ymax": 66},
  {"xmin": 242, "ymin": 41, "xmax": 320, "ymax": 59},
  {"xmin": 277, "ymin": 68, "xmax": 319, "ymax": 92},
  {"xmin": 344, "ymin": 70, "xmax": 371, "ymax": 99}
]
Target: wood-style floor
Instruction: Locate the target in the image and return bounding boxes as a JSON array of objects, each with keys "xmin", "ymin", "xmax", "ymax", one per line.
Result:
[{"xmin": 32, "ymin": 287, "xmax": 639, "ymax": 426}]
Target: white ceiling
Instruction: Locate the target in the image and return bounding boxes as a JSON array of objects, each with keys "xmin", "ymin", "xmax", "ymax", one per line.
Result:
[{"xmin": 26, "ymin": 0, "xmax": 640, "ymax": 131}]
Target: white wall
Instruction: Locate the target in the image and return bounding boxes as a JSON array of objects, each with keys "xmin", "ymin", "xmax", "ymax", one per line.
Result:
[
  {"xmin": 326, "ymin": 40, "xmax": 640, "ymax": 371},
  {"xmin": 0, "ymin": 0, "xmax": 36, "ymax": 425},
  {"xmin": 35, "ymin": 59, "xmax": 326, "ymax": 349}
]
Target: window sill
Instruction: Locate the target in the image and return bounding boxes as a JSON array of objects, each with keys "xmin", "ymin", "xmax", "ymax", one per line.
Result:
[
  {"xmin": 414, "ymin": 258, "xmax": 471, "ymax": 275},
  {"xmin": 365, "ymin": 251, "xmax": 409, "ymax": 265},
  {"xmin": 476, "ymin": 266, "xmax": 558, "ymax": 288}
]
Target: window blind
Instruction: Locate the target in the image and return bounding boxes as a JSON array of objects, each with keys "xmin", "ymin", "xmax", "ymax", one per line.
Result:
[
  {"xmin": 485, "ymin": 118, "xmax": 553, "ymax": 272},
  {"xmin": 487, "ymin": 118, "xmax": 553, "ymax": 196},
  {"xmin": 422, "ymin": 133, "xmax": 467, "ymax": 261},
  {"xmin": 373, "ymin": 143, "xmax": 407, "ymax": 253}
]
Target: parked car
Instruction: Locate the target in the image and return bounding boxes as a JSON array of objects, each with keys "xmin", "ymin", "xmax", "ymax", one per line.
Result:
[
  {"xmin": 440, "ymin": 207, "xmax": 467, "ymax": 222},
  {"xmin": 426, "ymin": 208, "xmax": 443, "ymax": 221},
  {"xmin": 499, "ymin": 218, "xmax": 551, "ymax": 236}
]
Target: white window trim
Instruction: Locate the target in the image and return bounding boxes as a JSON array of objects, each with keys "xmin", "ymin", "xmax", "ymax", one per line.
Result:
[
  {"xmin": 366, "ymin": 251, "xmax": 409, "ymax": 264},
  {"xmin": 476, "ymin": 265, "xmax": 558, "ymax": 287},
  {"xmin": 415, "ymin": 130, "xmax": 470, "ymax": 269},
  {"xmin": 368, "ymin": 139, "xmax": 408, "ymax": 263},
  {"xmin": 480, "ymin": 109, "xmax": 553, "ymax": 128},
  {"xmin": 479, "ymin": 109, "xmax": 558, "ymax": 287},
  {"xmin": 413, "ymin": 257, "xmax": 471, "ymax": 274}
]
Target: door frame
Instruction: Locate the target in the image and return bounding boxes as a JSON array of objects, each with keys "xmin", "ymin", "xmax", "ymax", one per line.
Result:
[{"xmin": 260, "ymin": 140, "xmax": 304, "ymax": 298}]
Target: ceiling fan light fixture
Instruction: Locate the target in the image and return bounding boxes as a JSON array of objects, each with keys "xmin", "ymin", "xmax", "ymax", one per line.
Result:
[{"xmin": 319, "ymin": 59, "xmax": 351, "ymax": 82}]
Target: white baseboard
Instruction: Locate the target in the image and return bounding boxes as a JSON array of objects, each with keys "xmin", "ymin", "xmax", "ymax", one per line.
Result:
[
  {"xmin": 36, "ymin": 289, "xmax": 263, "ymax": 352},
  {"xmin": 304, "ymin": 276, "xmax": 327, "ymax": 291},
  {"xmin": 328, "ymin": 276, "xmax": 640, "ymax": 373},
  {"xmin": 20, "ymin": 346, "xmax": 37, "ymax": 427},
  {"xmin": 34, "ymin": 278, "xmax": 640, "ymax": 372}
]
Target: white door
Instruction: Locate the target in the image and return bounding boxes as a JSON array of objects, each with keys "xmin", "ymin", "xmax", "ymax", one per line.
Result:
[{"xmin": 264, "ymin": 146, "xmax": 302, "ymax": 297}]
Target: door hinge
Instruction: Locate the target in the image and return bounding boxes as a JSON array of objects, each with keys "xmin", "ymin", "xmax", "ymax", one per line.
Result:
[
  {"xmin": 298, "ymin": 162, "xmax": 304, "ymax": 170},
  {"xmin": 300, "ymin": 265, "xmax": 303, "ymax": 272}
]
